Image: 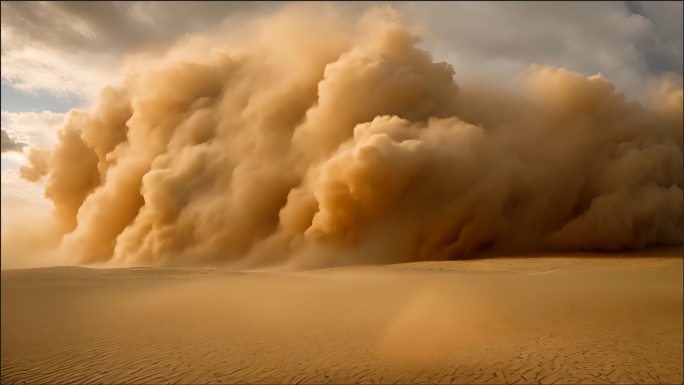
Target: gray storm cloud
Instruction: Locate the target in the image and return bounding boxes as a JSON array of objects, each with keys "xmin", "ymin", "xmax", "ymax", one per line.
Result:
[
  {"xmin": 1, "ymin": 128, "xmax": 26, "ymax": 153},
  {"xmin": 10, "ymin": 5, "xmax": 683, "ymax": 269}
]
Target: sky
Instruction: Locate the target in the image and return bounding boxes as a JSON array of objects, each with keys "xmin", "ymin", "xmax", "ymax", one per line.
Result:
[{"xmin": 1, "ymin": 1, "xmax": 682, "ymax": 268}]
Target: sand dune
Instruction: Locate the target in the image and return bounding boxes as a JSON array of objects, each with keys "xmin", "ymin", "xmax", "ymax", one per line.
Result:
[{"xmin": 2, "ymin": 249, "xmax": 682, "ymax": 384}]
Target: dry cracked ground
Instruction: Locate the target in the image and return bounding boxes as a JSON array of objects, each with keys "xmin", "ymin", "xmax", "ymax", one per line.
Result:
[{"xmin": 2, "ymin": 250, "xmax": 682, "ymax": 384}]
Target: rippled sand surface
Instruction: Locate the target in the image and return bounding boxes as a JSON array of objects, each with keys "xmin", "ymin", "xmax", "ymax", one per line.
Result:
[{"xmin": 2, "ymin": 249, "xmax": 682, "ymax": 384}]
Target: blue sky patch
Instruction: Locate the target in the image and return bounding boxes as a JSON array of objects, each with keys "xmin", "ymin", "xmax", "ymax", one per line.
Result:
[{"xmin": 1, "ymin": 83, "xmax": 84, "ymax": 114}]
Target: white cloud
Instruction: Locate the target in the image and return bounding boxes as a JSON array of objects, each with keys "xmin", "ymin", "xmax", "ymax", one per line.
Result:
[
  {"xmin": 393, "ymin": 1, "xmax": 677, "ymax": 102},
  {"xmin": 1, "ymin": 110, "xmax": 66, "ymax": 152},
  {"xmin": 0, "ymin": 1, "xmax": 279, "ymax": 104},
  {"xmin": 1, "ymin": 1, "xmax": 681, "ymax": 107},
  {"xmin": 1, "ymin": 28, "xmax": 118, "ymax": 101}
]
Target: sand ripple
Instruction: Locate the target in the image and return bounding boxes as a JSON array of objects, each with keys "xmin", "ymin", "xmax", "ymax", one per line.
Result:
[{"xmin": 2, "ymin": 255, "xmax": 682, "ymax": 384}]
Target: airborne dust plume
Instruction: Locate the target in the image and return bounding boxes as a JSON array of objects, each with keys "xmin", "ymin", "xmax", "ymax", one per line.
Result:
[{"xmin": 6, "ymin": 6, "xmax": 683, "ymax": 269}]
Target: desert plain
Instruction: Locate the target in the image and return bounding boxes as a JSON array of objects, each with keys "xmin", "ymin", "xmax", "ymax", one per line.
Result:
[{"xmin": 1, "ymin": 247, "xmax": 682, "ymax": 385}]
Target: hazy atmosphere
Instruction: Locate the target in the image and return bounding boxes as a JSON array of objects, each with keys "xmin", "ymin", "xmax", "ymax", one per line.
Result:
[
  {"xmin": 2, "ymin": 3, "xmax": 682, "ymax": 385},
  {"xmin": 1, "ymin": 1, "xmax": 682, "ymax": 270}
]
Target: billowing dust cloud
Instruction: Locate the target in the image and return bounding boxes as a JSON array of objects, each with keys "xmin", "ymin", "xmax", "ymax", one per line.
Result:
[{"xmin": 9, "ymin": 6, "xmax": 683, "ymax": 269}]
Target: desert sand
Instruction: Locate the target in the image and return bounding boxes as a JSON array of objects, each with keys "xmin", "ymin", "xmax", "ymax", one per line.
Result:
[{"xmin": 2, "ymin": 248, "xmax": 682, "ymax": 384}]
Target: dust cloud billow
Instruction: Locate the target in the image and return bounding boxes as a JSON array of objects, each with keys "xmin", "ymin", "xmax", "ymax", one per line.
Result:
[{"xmin": 8, "ymin": 5, "xmax": 683, "ymax": 269}]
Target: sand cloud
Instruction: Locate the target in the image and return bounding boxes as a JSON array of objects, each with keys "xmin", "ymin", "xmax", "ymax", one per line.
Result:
[{"xmin": 6, "ymin": 5, "xmax": 682, "ymax": 269}]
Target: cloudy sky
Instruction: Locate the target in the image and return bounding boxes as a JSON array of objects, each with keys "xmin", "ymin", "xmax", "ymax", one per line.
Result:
[{"xmin": 1, "ymin": 0, "xmax": 682, "ymax": 236}]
